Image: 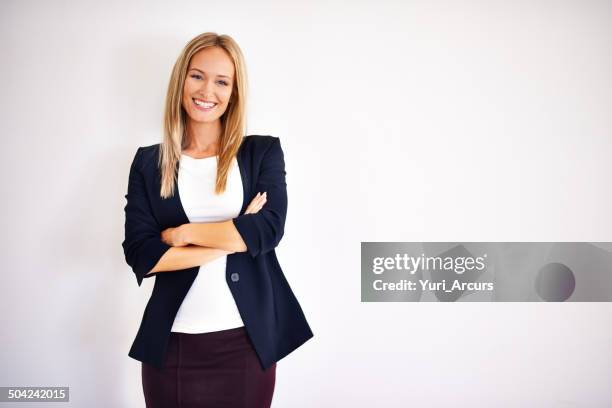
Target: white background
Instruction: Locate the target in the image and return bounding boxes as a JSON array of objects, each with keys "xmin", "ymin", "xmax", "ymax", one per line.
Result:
[{"xmin": 1, "ymin": 0, "xmax": 611, "ymax": 406}]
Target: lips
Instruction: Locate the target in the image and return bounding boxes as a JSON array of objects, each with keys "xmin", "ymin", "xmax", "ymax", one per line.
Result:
[{"xmin": 192, "ymin": 98, "xmax": 217, "ymax": 111}]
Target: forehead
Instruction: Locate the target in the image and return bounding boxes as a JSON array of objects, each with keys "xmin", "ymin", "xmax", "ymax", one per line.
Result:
[{"xmin": 188, "ymin": 46, "xmax": 235, "ymax": 78}]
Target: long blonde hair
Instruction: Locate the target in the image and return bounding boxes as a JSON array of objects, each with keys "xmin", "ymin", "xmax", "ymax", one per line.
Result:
[{"xmin": 158, "ymin": 32, "xmax": 248, "ymax": 199}]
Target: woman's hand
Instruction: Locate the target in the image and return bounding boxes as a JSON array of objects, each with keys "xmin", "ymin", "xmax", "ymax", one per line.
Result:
[
  {"xmin": 245, "ymin": 191, "xmax": 267, "ymax": 214},
  {"xmin": 161, "ymin": 226, "xmax": 189, "ymax": 247}
]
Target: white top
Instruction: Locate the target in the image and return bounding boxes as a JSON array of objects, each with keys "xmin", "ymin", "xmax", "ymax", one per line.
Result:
[{"xmin": 170, "ymin": 153, "xmax": 245, "ymax": 333}]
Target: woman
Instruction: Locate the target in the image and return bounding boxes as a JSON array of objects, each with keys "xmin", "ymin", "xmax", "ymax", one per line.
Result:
[{"xmin": 121, "ymin": 32, "xmax": 314, "ymax": 407}]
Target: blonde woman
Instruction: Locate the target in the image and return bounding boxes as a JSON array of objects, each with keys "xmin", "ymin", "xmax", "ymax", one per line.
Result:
[{"xmin": 121, "ymin": 32, "xmax": 314, "ymax": 407}]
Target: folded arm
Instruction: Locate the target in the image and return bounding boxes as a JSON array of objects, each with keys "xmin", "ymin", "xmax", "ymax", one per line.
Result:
[
  {"xmin": 181, "ymin": 220, "xmax": 248, "ymax": 253},
  {"xmin": 122, "ymin": 137, "xmax": 287, "ymax": 287},
  {"xmin": 146, "ymin": 245, "xmax": 233, "ymax": 276},
  {"xmin": 182, "ymin": 137, "xmax": 288, "ymax": 258},
  {"xmin": 121, "ymin": 148, "xmax": 229, "ymax": 286}
]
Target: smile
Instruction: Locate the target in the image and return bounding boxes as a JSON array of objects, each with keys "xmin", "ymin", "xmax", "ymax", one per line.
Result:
[{"xmin": 192, "ymin": 98, "xmax": 218, "ymax": 111}]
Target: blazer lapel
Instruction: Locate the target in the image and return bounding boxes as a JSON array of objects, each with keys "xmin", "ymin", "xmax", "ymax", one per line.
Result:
[
  {"xmin": 152, "ymin": 139, "xmax": 251, "ymax": 230},
  {"xmin": 236, "ymin": 140, "xmax": 250, "ymax": 216}
]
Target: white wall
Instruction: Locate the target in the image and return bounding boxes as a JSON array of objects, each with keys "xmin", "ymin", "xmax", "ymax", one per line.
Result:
[{"xmin": 1, "ymin": 0, "xmax": 611, "ymax": 406}]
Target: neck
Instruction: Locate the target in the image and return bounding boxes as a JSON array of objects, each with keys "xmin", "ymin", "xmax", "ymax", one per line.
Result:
[{"xmin": 185, "ymin": 119, "xmax": 223, "ymax": 153}]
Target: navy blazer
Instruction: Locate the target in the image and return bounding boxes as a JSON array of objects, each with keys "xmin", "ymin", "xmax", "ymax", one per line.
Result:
[{"xmin": 122, "ymin": 135, "xmax": 314, "ymax": 370}]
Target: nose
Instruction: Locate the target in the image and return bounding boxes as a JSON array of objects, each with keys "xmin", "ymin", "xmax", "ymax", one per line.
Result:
[{"xmin": 199, "ymin": 78, "xmax": 216, "ymax": 97}]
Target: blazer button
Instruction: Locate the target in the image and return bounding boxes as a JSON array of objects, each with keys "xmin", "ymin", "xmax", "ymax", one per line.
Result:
[{"xmin": 231, "ymin": 272, "xmax": 240, "ymax": 282}]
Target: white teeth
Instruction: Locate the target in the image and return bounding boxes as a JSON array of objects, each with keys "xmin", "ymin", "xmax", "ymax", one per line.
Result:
[{"xmin": 194, "ymin": 99, "xmax": 217, "ymax": 108}]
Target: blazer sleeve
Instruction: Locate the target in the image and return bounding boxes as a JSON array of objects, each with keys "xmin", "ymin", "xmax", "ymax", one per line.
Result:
[
  {"xmin": 121, "ymin": 147, "xmax": 172, "ymax": 286},
  {"xmin": 232, "ymin": 137, "xmax": 287, "ymax": 258}
]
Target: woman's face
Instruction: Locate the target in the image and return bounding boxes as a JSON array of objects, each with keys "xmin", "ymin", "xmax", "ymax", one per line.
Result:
[{"xmin": 182, "ymin": 46, "xmax": 235, "ymax": 124}]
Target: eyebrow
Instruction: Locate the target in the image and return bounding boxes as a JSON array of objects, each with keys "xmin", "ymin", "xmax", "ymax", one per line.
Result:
[{"xmin": 189, "ymin": 68, "xmax": 232, "ymax": 79}]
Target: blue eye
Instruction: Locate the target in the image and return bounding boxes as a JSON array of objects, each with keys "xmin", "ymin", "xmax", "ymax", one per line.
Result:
[{"xmin": 189, "ymin": 73, "xmax": 229, "ymax": 86}]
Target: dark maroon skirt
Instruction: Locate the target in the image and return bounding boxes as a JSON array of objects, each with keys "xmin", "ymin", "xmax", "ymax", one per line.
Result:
[{"xmin": 141, "ymin": 326, "xmax": 276, "ymax": 408}]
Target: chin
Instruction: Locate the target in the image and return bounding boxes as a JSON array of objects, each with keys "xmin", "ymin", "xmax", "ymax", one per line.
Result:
[
  {"xmin": 193, "ymin": 116, "xmax": 220, "ymax": 124},
  {"xmin": 190, "ymin": 108, "xmax": 227, "ymax": 122}
]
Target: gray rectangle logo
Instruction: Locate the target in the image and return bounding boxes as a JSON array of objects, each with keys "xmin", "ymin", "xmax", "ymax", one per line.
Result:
[{"xmin": 361, "ymin": 242, "xmax": 612, "ymax": 301}]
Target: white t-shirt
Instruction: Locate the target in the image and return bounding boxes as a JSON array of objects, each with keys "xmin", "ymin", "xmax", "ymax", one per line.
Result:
[{"xmin": 170, "ymin": 153, "xmax": 245, "ymax": 333}]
